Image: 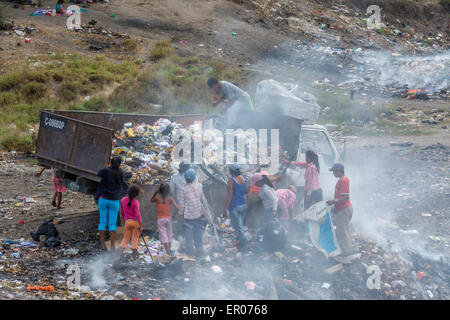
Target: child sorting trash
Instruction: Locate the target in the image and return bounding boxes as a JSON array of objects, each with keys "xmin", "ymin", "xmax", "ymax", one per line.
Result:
[
  {"xmin": 116, "ymin": 185, "xmax": 143, "ymax": 261},
  {"xmin": 151, "ymin": 184, "xmax": 178, "ymax": 256},
  {"xmin": 35, "ymin": 167, "xmax": 65, "ymax": 210}
]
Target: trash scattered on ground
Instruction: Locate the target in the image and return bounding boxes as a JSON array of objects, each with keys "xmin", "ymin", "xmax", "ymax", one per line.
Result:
[
  {"xmin": 63, "ymin": 248, "xmax": 80, "ymax": 256},
  {"xmin": 244, "ymin": 281, "xmax": 256, "ymax": 291},
  {"xmin": 321, "ymin": 282, "xmax": 331, "ymax": 289},
  {"xmin": 30, "ymin": 9, "xmax": 88, "ymax": 17},
  {"xmin": 26, "ymin": 286, "xmax": 54, "ymax": 292},
  {"xmin": 211, "ymin": 266, "xmax": 223, "ymax": 274}
]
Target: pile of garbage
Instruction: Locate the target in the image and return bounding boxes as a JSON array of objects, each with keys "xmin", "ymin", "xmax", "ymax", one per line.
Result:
[
  {"xmin": 76, "ymin": 24, "xmax": 130, "ymax": 40},
  {"xmin": 112, "ymin": 118, "xmax": 181, "ymax": 185}
]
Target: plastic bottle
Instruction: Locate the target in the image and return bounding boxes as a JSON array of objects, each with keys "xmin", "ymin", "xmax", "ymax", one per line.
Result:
[{"xmin": 69, "ymin": 182, "xmax": 79, "ymax": 192}]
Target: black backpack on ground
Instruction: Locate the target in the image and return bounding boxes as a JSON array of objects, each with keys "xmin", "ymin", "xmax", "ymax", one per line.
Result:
[{"xmin": 30, "ymin": 219, "xmax": 62, "ymax": 248}]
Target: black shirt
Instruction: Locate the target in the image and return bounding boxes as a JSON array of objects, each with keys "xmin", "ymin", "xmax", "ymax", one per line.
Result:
[{"xmin": 97, "ymin": 167, "xmax": 126, "ymax": 201}]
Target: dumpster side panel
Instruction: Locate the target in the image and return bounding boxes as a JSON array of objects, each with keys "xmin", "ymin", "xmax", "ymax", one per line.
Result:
[
  {"xmin": 52, "ymin": 110, "xmax": 206, "ymax": 131},
  {"xmin": 70, "ymin": 124, "xmax": 113, "ymax": 173},
  {"xmin": 139, "ymin": 185, "xmax": 158, "ymax": 231},
  {"xmin": 36, "ymin": 112, "xmax": 76, "ymax": 165},
  {"xmin": 35, "ymin": 111, "xmax": 113, "ymax": 182}
]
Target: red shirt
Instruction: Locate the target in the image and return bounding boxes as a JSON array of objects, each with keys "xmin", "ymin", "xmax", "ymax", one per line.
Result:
[
  {"xmin": 250, "ymin": 185, "xmax": 260, "ymax": 195},
  {"xmin": 334, "ymin": 176, "xmax": 351, "ymax": 211}
]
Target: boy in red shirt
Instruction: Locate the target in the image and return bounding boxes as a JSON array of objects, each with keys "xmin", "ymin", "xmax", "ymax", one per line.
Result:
[{"xmin": 327, "ymin": 163, "xmax": 353, "ymax": 255}]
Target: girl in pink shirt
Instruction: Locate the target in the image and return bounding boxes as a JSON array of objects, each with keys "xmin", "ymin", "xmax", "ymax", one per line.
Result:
[
  {"xmin": 287, "ymin": 150, "xmax": 323, "ymax": 210},
  {"xmin": 117, "ymin": 185, "xmax": 142, "ymax": 261}
]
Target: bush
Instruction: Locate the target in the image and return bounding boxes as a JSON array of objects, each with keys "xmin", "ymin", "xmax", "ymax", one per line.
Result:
[
  {"xmin": 122, "ymin": 38, "xmax": 139, "ymax": 53},
  {"xmin": 61, "ymin": 80, "xmax": 80, "ymax": 101},
  {"xmin": 82, "ymin": 96, "xmax": 109, "ymax": 111},
  {"xmin": 23, "ymin": 81, "xmax": 48, "ymax": 100},
  {"xmin": 0, "ymin": 53, "xmax": 140, "ymax": 152},
  {"xmin": 0, "ymin": 128, "xmax": 35, "ymax": 153},
  {"xmin": 149, "ymin": 41, "xmax": 174, "ymax": 61}
]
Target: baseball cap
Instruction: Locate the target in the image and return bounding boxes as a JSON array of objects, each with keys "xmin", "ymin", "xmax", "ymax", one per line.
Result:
[
  {"xmin": 329, "ymin": 163, "xmax": 345, "ymax": 172},
  {"xmin": 184, "ymin": 169, "xmax": 196, "ymax": 183},
  {"xmin": 250, "ymin": 173, "xmax": 263, "ymax": 186},
  {"xmin": 229, "ymin": 163, "xmax": 241, "ymax": 172}
]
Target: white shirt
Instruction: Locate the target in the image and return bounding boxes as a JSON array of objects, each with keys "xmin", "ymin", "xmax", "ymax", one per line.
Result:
[{"xmin": 258, "ymin": 184, "xmax": 278, "ymax": 211}]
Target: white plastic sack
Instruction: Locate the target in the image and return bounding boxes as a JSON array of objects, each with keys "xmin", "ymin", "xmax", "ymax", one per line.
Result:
[
  {"xmin": 254, "ymin": 79, "xmax": 321, "ymax": 123},
  {"xmin": 299, "ymin": 200, "xmax": 341, "ymax": 258}
]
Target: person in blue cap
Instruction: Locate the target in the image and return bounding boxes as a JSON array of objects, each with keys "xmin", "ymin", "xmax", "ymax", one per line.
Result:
[
  {"xmin": 177, "ymin": 169, "xmax": 206, "ymax": 258},
  {"xmin": 223, "ymin": 164, "xmax": 249, "ymax": 251}
]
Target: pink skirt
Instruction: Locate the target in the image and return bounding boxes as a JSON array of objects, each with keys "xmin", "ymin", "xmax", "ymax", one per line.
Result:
[{"xmin": 53, "ymin": 178, "xmax": 66, "ymax": 193}]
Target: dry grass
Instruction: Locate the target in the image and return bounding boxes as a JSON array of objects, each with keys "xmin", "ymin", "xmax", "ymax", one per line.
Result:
[{"xmin": 0, "ymin": 53, "xmax": 139, "ymax": 152}]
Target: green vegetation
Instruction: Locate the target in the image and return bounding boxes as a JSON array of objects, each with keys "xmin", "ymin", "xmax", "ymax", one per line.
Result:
[
  {"xmin": 1, "ymin": 41, "xmax": 247, "ymax": 152},
  {"xmin": 0, "ymin": 4, "xmax": 8, "ymax": 30},
  {"xmin": 103, "ymin": 41, "xmax": 248, "ymax": 114},
  {"xmin": 375, "ymin": 27, "xmax": 389, "ymax": 35},
  {"xmin": 0, "ymin": 54, "xmax": 139, "ymax": 152},
  {"xmin": 149, "ymin": 40, "xmax": 174, "ymax": 61},
  {"xmin": 122, "ymin": 38, "xmax": 139, "ymax": 54}
]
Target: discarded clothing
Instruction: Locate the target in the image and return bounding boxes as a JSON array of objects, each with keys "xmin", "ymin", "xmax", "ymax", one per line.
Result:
[
  {"xmin": 30, "ymin": 220, "xmax": 61, "ymax": 248},
  {"xmin": 30, "ymin": 9, "xmax": 88, "ymax": 16}
]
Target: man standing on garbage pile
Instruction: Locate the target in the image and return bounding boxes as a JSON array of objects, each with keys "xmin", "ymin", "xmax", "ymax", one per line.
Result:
[
  {"xmin": 207, "ymin": 77, "xmax": 254, "ymax": 127},
  {"xmin": 223, "ymin": 164, "xmax": 249, "ymax": 251},
  {"xmin": 178, "ymin": 169, "xmax": 206, "ymax": 258},
  {"xmin": 326, "ymin": 163, "xmax": 354, "ymax": 256},
  {"xmin": 35, "ymin": 167, "xmax": 65, "ymax": 210},
  {"xmin": 275, "ymin": 186, "xmax": 297, "ymax": 230}
]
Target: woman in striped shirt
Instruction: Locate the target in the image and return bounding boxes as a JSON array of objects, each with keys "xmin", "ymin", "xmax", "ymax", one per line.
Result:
[{"xmin": 287, "ymin": 150, "xmax": 323, "ymax": 210}]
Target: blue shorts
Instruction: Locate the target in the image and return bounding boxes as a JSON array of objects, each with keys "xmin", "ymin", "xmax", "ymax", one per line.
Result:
[{"xmin": 98, "ymin": 197, "xmax": 120, "ymax": 232}]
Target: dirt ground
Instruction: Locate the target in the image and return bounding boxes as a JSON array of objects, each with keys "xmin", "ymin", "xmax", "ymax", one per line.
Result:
[
  {"xmin": 0, "ymin": 131, "xmax": 448, "ymax": 300},
  {"xmin": 0, "ymin": 0, "xmax": 291, "ymax": 68}
]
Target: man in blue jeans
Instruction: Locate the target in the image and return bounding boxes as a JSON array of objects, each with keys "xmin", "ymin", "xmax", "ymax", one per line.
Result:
[
  {"xmin": 178, "ymin": 169, "xmax": 206, "ymax": 258},
  {"xmin": 224, "ymin": 164, "xmax": 249, "ymax": 250}
]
